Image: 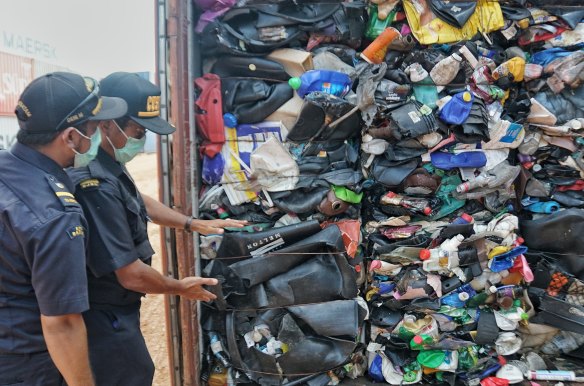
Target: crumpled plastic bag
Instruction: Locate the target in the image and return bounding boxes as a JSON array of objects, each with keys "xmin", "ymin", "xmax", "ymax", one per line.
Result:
[{"xmin": 249, "ymin": 137, "xmax": 299, "ymax": 192}]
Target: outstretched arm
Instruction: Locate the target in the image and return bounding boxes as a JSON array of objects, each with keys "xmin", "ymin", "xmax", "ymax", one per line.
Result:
[
  {"xmin": 141, "ymin": 193, "xmax": 247, "ymax": 235},
  {"xmin": 116, "ymin": 259, "xmax": 218, "ymax": 301}
]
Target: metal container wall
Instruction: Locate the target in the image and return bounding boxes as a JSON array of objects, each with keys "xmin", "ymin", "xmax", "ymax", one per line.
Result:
[
  {"xmin": 157, "ymin": 0, "xmax": 201, "ymax": 385},
  {"xmin": 0, "ymin": 52, "xmax": 33, "ymax": 116}
]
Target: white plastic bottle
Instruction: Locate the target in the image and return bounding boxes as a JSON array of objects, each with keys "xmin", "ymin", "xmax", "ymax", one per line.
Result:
[
  {"xmin": 430, "ymin": 53, "xmax": 463, "ymax": 91},
  {"xmin": 440, "ymin": 234, "xmax": 465, "ymax": 253}
]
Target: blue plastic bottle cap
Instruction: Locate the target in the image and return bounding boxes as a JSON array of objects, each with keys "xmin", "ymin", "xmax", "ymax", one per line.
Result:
[
  {"xmin": 223, "ymin": 113, "xmax": 237, "ymax": 128},
  {"xmin": 288, "ymin": 77, "xmax": 302, "ymax": 90},
  {"xmin": 362, "ymin": 179, "xmax": 374, "ymax": 189}
]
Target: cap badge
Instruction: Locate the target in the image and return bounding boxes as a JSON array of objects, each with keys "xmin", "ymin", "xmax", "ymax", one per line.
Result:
[{"xmin": 138, "ymin": 95, "xmax": 160, "ymax": 117}]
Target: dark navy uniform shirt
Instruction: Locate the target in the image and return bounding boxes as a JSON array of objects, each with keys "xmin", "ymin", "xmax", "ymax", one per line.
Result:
[
  {"xmin": 0, "ymin": 143, "xmax": 89, "ymax": 354},
  {"xmin": 67, "ymin": 148, "xmax": 154, "ymax": 309}
]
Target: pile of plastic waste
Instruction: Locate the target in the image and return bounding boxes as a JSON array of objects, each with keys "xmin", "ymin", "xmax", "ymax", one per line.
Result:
[{"xmin": 192, "ymin": 0, "xmax": 584, "ymax": 385}]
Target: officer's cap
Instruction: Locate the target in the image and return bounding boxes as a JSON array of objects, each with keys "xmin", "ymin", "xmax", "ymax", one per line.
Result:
[
  {"xmin": 100, "ymin": 72, "xmax": 175, "ymax": 135},
  {"xmin": 15, "ymin": 72, "xmax": 128, "ymax": 133}
]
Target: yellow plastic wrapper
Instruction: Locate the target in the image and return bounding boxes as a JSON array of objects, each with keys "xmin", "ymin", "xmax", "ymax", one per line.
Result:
[{"xmin": 404, "ymin": 0, "xmax": 504, "ymax": 45}]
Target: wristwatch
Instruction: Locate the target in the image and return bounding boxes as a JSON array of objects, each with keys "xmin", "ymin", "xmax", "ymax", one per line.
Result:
[{"xmin": 184, "ymin": 216, "xmax": 195, "ymax": 232}]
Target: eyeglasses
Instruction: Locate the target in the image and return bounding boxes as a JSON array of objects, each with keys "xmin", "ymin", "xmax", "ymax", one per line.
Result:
[
  {"xmin": 113, "ymin": 119, "xmax": 146, "ymax": 140},
  {"xmin": 55, "ymin": 77, "xmax": 100, "ymax": 131}
]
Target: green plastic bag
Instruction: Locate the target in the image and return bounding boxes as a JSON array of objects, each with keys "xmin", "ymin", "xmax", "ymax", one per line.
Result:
[
  {"xmin": 428, "ymin": 174, "xmax": 465, "ymax": 220},
  {"xmin": 417, "ymin": 350, "xmax": 446, "ymax": 369},
  {"xmin": 332, "ymin": 185, "xmax": 363, "ymax": 204},
  {"xmin": 457, "ymin": 346, "xmax": 480, "ymax": 371}
]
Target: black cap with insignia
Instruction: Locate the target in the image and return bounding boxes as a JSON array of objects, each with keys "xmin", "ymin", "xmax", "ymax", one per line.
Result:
[
  {"xmin": 15, "ymin": 72, "xmax": 128, "ymax": 133},
  {"xmin": 100, "ymin": 72, "xmax": 175, "ymax": 135}
]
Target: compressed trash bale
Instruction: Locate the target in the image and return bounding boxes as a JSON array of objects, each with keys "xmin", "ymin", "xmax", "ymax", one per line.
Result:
[{"xmin": 191, "ymin": 1, "xmax": 584, "ymax": 385}]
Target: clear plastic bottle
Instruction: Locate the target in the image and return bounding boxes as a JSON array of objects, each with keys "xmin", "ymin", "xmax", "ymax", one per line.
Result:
[
  {"xmin": 369, "ymin": 260, "xmax": 401, "ymax": 276},
  {"xmin": 380, "ymin": 191, "xmax": 433, "ymax": 215},
  {"xmin": 208, "ymin": 331, "xmax": 231, "ymax": 368},
  {"xmin": 467, "ymin": 286, "xmax": 498, "ymax": 308},
  {"xmin": 541, "ymin": 331, "xmax": 584, "ymax": 355},
  {"xmin": 456, "ymin": 174, "xmax": 491, "ymax": 194}
]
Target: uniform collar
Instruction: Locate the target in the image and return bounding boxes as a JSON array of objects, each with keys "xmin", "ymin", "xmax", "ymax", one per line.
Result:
[
  {"xmin": 96, "ymin": 146, "xmax": 125, "ymax": 177},
  {"xmin": 10, "ymin": 142, "xmax": 75, "ymax": 192}
]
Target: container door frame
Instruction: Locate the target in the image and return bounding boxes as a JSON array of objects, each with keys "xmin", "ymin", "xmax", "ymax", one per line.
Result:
[{"xmin": 156, "ymin": 0, "xmax": 202, "ymax": 385}]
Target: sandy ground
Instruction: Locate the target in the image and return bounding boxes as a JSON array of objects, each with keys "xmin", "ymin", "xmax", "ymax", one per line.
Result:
[{"xmin": 127, "ymin": 152, "xmax": 171, "ymax": 386}]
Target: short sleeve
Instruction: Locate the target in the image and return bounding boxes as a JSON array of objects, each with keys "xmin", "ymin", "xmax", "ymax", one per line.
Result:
[
  {"xmin": 29, "ymin": 212, "xmax": 89, "ymax": 316},
  {"xmin": 74, "ymin": 181, "xmax": 140, "ymax": 277}
]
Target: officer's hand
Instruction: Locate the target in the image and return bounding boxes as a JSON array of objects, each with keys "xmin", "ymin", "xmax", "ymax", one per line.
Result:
[
  {"xmin": 191, "ymin": 218, "xmax": 248, "ymax": 235},
  {"xmin": 178, "ymin": 277, "xmax": 218, "ymax": 301}
]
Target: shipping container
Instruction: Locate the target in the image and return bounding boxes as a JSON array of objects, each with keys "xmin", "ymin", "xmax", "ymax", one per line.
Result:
[
  {"xmin": 0, "ymin": 51, "xmax": 33, "ymax": 116},
  {"xmin": 0, "ymin": 116, "xmax": 19, "ymax": 150},
  {"xmin": 156, "ymin": 0, "xmax": 199, "ymax": 384},
  {"xmin": 0, "ymin": 53, "xmax": 69, "ymax": 143},
  {"xmin": 155, "ymin": 1, "xmax": 584, "ymax": 386},
  {"xmin": 33, "ymin": 59, "xmax": 70, "ymax": 78}
]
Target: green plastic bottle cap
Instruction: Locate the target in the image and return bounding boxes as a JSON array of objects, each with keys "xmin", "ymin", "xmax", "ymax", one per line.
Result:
[
  {"xmin": 288, "ymin": 77, "xmax": 301, "ymax": 90},
  {"xmin": 403, "ymin": 371, "xmax": 417, "ymax": 382},
  {"xmin": 513, "ymin": 299, "xmax": 521, "ymax": 307},
  {"xmin": 463, "ymin": 92, "xmax": 472, "ymax": 102},
  {"xmin": 521, "ymin": 312, "xmax": 529, "ymax": 320}
]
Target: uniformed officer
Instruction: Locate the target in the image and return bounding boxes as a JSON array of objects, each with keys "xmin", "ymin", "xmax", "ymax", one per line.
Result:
[
  {"xmin": 67, "ymin": 72, "xmax": 246, "ymax": 385},
  {"xmin": 0, "ymin": 72, "xmax": 127, "ymax": 385}
]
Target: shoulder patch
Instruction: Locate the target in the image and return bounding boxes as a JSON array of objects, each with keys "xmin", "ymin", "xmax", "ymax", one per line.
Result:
[
  {"xmin": 66, "ymin": 225, "xmax": 86, "ymax": 239},
  {"xmin": 79, "ymin": 178, "xmax": 100, "ymax": 189},
  {"xmin": 46, "ymin": 175, "xmax": 80, "ymax": 209},
  {"xmin": 56, "ymin": 191, "xmax": 79, "ymax": 205}
]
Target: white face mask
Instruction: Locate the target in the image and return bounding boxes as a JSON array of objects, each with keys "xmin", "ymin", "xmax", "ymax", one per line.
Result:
[
  {"xmin": 72, "ymin": 128, "xmax": 101, "ymax": 168},
  {"xmin": 107, "ymin": 120, "xmax": 146, "ymax": 164}
]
